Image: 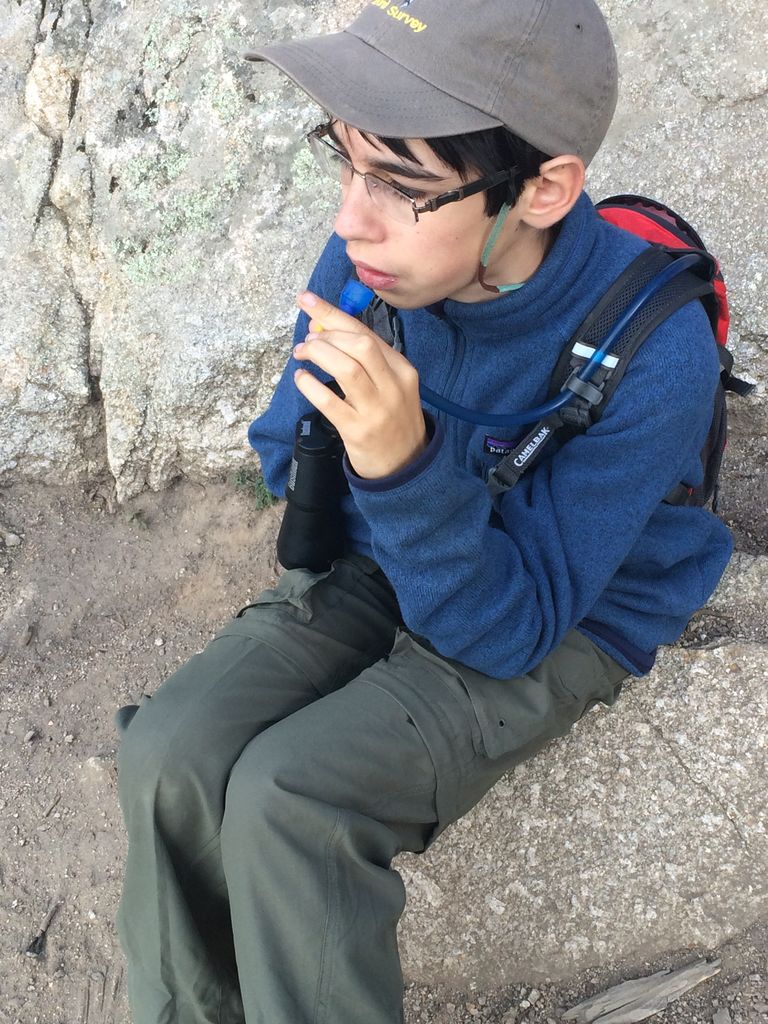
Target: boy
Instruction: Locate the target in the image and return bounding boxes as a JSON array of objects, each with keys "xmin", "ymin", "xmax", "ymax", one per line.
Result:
[{"xmin": 115, "ymin": 1, "xmax": 733, "ymax": 1021}]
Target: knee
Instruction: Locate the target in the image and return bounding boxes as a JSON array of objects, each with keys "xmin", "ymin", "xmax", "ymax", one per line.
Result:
[
  {"xmin": 221, "ymin": 736, "xmax": 323, "ymax": 848},
  {"xmin": 222, "ymin": 741, "xmax": 286, "ymax": 832},
  {"xmin": 116, "ymin": 698, "xmax": 205, "ymax": 820},
  {"xmin": 116, "ymin": 700, "xmax": 170, "ymax": 812}
]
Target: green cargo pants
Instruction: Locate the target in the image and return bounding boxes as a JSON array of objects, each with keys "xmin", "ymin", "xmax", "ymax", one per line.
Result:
[{"xmin": 116, "ymin": 555, "xmax": 627, "ymax": 1024}]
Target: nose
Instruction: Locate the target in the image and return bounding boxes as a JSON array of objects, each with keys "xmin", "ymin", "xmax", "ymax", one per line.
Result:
[{"xmin": 333, "ymin": 173, "xmax": 387, "ymax": 244}]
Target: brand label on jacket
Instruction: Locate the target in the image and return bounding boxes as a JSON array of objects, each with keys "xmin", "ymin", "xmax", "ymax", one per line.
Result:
[{"xmin": 484, "ymin": 435, "xmax": 518, "ymax": 456}]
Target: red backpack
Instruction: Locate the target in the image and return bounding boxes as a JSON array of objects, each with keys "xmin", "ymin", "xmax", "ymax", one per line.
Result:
[{"xmin": 596, "ymin": 195, "xmax": 732, "ymax": 347}]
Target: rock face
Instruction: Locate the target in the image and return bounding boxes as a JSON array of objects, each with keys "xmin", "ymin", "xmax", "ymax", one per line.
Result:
[
  {"xmin": 0, "ymin": 0, "xmax": 766, "ymax": 496},
  {"xmin": 1, "ymin": 0, "xmax": 360, "ymax": 498},
  {"xmin": 588, "ymin": 0, "xmax": 768, "ymax": 437}
]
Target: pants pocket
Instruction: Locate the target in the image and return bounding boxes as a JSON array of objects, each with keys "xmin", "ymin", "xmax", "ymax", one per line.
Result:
[
  {"xmin": 550, "ymin": 630, "xmax": 629, "ymax": 718},
  {"xmin": 448, "ymin": 631, "xmax": 628, "ymax": 761},
  {"xmin": 234, "ymin": 566, "xmax": 333, "ymax": 624},
  {"xmin": 224, "ymin": 555, "xmax": 385, "ymax": 633}
]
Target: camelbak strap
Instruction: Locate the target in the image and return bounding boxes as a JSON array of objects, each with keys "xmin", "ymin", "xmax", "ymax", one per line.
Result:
[
  {"xmin": 486, "ymin": 413, "xmax": 564, "ymax": 499},
  {"xmin": 490, "ymin": 247, "xmax": 716, "ymax": 503}
]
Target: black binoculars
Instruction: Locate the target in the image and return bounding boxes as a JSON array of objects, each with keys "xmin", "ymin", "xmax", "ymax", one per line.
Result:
[{"xmin": 276, "ymin": 385, "xmax": 349, "ymax": 573}]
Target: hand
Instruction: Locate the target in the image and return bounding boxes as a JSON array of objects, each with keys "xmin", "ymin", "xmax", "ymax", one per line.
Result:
[{"xmin": 292, "ymin": 291, "xmax": 428, "ymax": 480}]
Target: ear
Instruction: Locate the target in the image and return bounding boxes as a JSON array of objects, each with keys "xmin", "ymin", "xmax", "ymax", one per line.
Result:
[{"xmin": 519, "ymin": 155, "xmax": 586, "ymax": 229}]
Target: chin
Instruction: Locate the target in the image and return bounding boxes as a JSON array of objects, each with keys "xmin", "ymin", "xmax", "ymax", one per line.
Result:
[{"xmin": 374, "ymin": 284, "xmax": 449, "ymax": 310}]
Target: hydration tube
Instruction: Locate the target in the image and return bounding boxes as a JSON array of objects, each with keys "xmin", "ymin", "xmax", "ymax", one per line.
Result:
[{"xmin": 418, "ymin": 252, "xmax": 705, "ymax": 427}]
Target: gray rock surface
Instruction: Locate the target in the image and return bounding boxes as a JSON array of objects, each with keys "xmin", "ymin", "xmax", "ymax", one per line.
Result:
[
  {"xmin": 397, "ymin": 628, "xmax": 768, "ymax": 987},
  {"xmin": 0, "ymin": 0, "xmax": 766, "ymax": 493},
  {"xmin": 1, "ymin": 0, "xmax": 358, "ymax": 497},
  {"xmin": 0, "ymin": 1, "xmax": 97, "ymax": 482},
  {"xmin": 394, "ymin": 553, "xmax": 768, "ymax": 988}
]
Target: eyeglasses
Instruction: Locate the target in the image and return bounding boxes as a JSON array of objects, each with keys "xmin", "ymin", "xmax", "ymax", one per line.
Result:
[{"xmin": 306, "ymin": 125, "xmax": 515, "ymax": 225}]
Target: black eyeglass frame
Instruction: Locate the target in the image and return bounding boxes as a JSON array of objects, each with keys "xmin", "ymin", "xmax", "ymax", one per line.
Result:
[{"xmin": 306, "ymin": 125, "xmax": 515, "ymax": 223}]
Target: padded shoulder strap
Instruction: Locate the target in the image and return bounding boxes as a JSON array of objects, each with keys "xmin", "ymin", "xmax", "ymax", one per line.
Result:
[
  {"xmin": 487, "ymin": 247, "xmax": 715, "ymax": 503},
  {"xmin": 548, "ymin": 246, "xmax": 714, "ymax": 421}
]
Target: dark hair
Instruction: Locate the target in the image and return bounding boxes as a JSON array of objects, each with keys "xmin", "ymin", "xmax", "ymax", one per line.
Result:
[{"xmin": 319, "ymin": 116, "xmax": 552, "ymax": 217}]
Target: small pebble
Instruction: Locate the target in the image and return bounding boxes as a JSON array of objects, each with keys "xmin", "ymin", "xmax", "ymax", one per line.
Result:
[
  {"xmin": 154, "ymin": 637, "xmax": 165, "ymax": 647},
  {"xmin": 24, "ymin": 730, "xmax": 37, "ymax": 743},
  {"xmin": 529, "ymin": 989, "xmax": 541, "ymax": 1005},
  {"xmin": 64, "ymin": 733, "xmax": 75, "ymax": 744},
  {"xmin": 4, "ymin": 533, "xmax": 22, "ymax": 547},
  {"xmin": 88, "ymin": 910, "xmax": 96, "ymax": 920},
  {"xmin": 754, "ymin": 1004, "xmax": 768, "ymax": 1014},
  {"xmin": 713, "ymin": 1009, "xmax": 732, "ymax": 1024}
]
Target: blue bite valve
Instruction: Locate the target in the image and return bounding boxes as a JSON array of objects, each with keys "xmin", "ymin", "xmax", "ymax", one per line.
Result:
[{"xmin": 339, "ymin": 279, "xmax": 375, "ymax": 317}]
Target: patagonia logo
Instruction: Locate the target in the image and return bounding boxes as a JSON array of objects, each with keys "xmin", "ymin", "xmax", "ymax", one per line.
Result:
[
  {"xmin": 513, "ymin": 426, "xmax": 551, "ymax": 468},
  {"xmin": 484, "ymin": 435, "xmax": 518, "ymax": 456},
  {"xmin": 370, "ymin": 0, "xmax": 428, "ymax": 33}
]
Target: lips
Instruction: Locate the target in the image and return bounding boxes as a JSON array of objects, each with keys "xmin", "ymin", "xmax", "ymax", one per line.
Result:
[{"xmin": 352, "ymin": 261, "xmax": 399, "ymax": 290}]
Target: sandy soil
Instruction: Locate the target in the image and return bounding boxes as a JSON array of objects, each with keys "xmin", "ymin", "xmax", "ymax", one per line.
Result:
[{"xmin": 0, "ymin": 453, "xmax": 765, "ymax": 1022}]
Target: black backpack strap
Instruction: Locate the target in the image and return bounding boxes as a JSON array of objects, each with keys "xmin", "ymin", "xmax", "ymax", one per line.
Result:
[
  {"xmin": 486, "ymin": 414, "xmax": 564, "ymax": 500},
  {"xmin": 716, "ymin": 344, "xmax": 756, "ymax": 397},
  {"xmin": 549, "ymin": 246, "xmax": 714, "ymax": 419},
  {"xmin": 488, "ymin": 246, "xmax": 715, "ymax": 501}
]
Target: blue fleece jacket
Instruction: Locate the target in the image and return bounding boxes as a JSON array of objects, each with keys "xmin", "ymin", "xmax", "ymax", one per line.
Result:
[{"xmin": 249, "ymin": 193, "xmax": 733, "ymax": 679}]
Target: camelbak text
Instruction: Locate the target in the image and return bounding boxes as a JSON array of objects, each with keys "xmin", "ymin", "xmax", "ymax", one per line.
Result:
[{"xmin": 513, "ymin": 426, "xmax": 551, "ymax": 468}]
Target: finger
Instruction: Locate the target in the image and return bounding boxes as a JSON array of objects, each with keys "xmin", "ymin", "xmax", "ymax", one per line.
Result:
[
  {"xmin": 298, "ymin": 325, "xmax": 415, "ymax": 382},
  {"xmin": 297, "ymin": 290, "xmax": 371, "ymax": 334},
  {"xmin": 294, "ymin": 339, "xmax": 379, "ymax": 410},
  {"xmin": 293, "ymin": 368, "xmax": 351, "ymax": 430},
  {"xmin": 295, "ymin": 330, "xmax": 391, "ymax": 384}
]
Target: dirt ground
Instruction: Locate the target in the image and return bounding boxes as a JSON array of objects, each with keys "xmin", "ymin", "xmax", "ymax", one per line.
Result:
[{"xmin": 0, "ymin": 426, "xmax": 765, "ymax": 1023}]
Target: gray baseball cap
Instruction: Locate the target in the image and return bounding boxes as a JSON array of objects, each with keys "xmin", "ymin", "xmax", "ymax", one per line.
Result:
[{"xmin": 243, "ymin": 0, "xmax": 618, "ymax": 165}]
